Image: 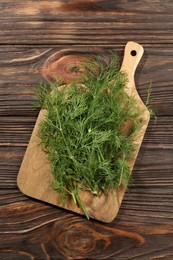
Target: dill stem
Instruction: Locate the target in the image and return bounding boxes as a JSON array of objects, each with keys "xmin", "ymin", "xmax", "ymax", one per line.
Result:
[
  {"xmin": 146, "ymin": 81, "xmax": 152, "ymax": 107},
  {"xmin": 118, "ymin": 154, "xmax": 126, "ymax": 186},
  {"xmin": 55, "ymin": 109, "xmax": 73, "ymax": 159}
]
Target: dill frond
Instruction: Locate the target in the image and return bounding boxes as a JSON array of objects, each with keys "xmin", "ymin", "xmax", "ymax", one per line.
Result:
[{"xmin": 35, "ymin": 54, "xmax": 145, "ymax": 218}]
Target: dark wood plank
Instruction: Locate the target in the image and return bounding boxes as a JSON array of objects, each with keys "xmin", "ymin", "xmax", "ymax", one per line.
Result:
[
  {"xmin": 1, "ymin": 198, "xmax": 173, "ymax": 260},
  {"xmin": 0, "ymin": 114, "xmax": 173, "ymax": 258},
  {"xmin": 0, "ymin": 116, "xmax": 172, "ymax": 147},
  {"xmin": 0, "ymin": 116, "xmax": 36, "ymax": 147},
  {"xmin": 1, "ymin": 0, "xmax": 173, "ymax": 19},
  {"xmin": 0, "ymin": 115, "xmax": 171, "ymax": 147},
  {"xmin": 0, "ymin": 0, "xmax": 173, "ymax": 44},
  {"xmin": 0, "ymin": 116, "xmax": 172, "ymax": 193},
  {"xmin": 0, "ymin": 45, "xmax": 173, "ymax": 116}
]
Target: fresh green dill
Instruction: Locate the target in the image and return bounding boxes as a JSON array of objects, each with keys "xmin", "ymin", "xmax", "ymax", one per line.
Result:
[
  {"xmin": 146, "ymin": 81, "xmax": 157, "ymax": 122},
  {"xmin": 35, "ymin": 54, "xmax": 145, "ymax": 219}
]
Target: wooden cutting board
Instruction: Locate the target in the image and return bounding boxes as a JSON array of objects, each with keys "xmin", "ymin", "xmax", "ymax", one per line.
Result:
[{"xmin": 17, "ymin": 42, "xmax": 150, "ymax": 222}]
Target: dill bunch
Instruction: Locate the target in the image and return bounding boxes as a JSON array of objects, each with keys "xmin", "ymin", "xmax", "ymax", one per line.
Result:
[{"xmin": 35, "ymin": 54, "xmax": 143, "ymax": 219}]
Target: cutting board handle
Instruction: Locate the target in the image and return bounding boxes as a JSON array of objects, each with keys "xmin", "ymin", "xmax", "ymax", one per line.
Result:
[{"xmin": 120, "ymin": 41, "xmax": 144, "ymax": 94}]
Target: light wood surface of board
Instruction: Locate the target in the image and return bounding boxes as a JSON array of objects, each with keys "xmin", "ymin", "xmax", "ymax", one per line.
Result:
[{"xmin": 17, "ymin": 41, "xmax": 150, "ymax": 222}]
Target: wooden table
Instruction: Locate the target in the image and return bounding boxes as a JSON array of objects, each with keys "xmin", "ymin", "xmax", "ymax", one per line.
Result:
[{"xmin": 0, "ymin": 1, "xmax": 173, "ymax": 259}]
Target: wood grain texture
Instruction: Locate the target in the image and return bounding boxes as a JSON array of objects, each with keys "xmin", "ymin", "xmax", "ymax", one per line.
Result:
[
  {"xmin": 0, "ymin": 45, "xmax": 173, "ymax": 116},
  {"xmin": 1, "ymin": 116, "xmax": 172, "ymax": 186},
  {"xmin": 0, "ymin": 0, "xmax": 173, "ymax": 258},
  {"xmin": 0, "ymin": 0, "xmax": 173, "ymax": 44}
]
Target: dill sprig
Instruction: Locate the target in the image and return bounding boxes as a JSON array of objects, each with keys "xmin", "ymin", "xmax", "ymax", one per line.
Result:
[{"xmin": 35, "ymin": 54, "xmax": 144, "ymax": 219}]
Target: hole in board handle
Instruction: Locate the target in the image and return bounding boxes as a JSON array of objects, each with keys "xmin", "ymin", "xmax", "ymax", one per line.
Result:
[{"xmin": 131, "ymin": 50, "xmax": 137, "ymax": 57}]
